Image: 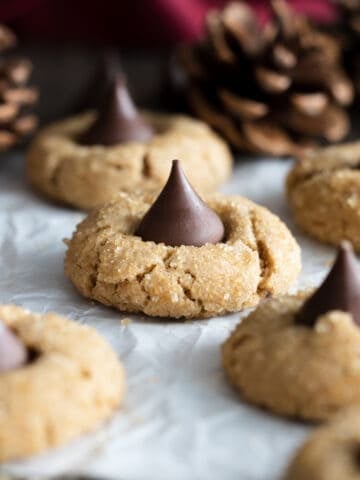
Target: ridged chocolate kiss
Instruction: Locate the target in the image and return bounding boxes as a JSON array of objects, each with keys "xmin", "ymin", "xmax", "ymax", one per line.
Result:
[
  {"xmin": 297, "ymin": 242, "xmax": 360, "ymax": 327},
  {"xmin": 80, "ymin": 75, "xmax": 154, "ymax": 146},
  {"xmin": 0, "ymin": 321, "xmax": 28, "ymax": 372},
  {"xmin": 135, "ymin": 160, "xmax": 225, "ymax": 247}
]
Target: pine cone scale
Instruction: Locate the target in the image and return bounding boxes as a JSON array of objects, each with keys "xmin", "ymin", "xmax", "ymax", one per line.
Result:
[
  {"xmin": 255, "ymin": 66, "xmax": 291, "ymax": 93},
  {"xmin": 0, "ymin": 103, "xmax": 18, "ymax": 122},
  {"xmin": 13, "ymin": 115, "xmax": 38, "ymax": 134},
  {"xmin": 4, "ymin": 87, "xmax": 38, "ymax": 105},
  {"xmin": 290, "ymin": 93, "xmax": 328, "ymax": 116},
  {"xmin": 272, "ymin": 44, "xmax": 297, "ymax": 69},
  {"xmin": 221, "ymin": 3, "xmax": 265, "ymax": 56},
  {"xmin": 4, "ymin": 59, "xmax": 33, "ymax": 85},
  {"xmin": 0, "ymin": 131, "xmax": 16, "ymax": 150},
  {"xmin": 218, "ymin": 89, "xmax": 268, "ymax": 120}
]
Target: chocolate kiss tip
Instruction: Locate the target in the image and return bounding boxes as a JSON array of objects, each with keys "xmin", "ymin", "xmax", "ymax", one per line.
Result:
[
  {"xmin": 297, "ymin": 241, "xmax": 360, "ymax": 327},
  {"xmin": 80, "ymin": 74, "xmax": 155, "ymax": 146},
  {"xmin": 135, "ymin": 159, "xmax": 225, "ymax": 247},
  {"xmin": 0, "ymin": 321, "xmax": 28, "ymax": 373}
]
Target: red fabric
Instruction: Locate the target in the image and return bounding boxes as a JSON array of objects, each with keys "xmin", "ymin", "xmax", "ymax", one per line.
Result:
[{"xmin": 0, "ymin": 0, "xmax": 338, "ymax": 47}]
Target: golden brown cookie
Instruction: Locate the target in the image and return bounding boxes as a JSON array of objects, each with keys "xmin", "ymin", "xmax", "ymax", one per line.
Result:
[
  {"xmin": 287, "ymin": 141, "xmax": 360, "ymax": 251},
  {"xmin": 64, "ymin": 192, "xmax": 301, "ymax": 319},
  {"xmin": 0, "ymin": 305, "xmax": 125, "ymax": 462},
  {"xmin": 223, "ymin": 293, "xmax": 360, "ymax": 421},
  {"xmin": 26, "ymin": 111, "xmax": 232, "ymax": 210},
  {"xmin": 284, "ymin": 407, "xmax": 360, "ymax": 480}
]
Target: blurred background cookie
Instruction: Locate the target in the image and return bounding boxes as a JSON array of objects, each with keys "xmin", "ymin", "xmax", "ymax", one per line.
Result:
[
  {"xmin": 287, "ymin": 141, "xmax": 360, "ymax": 251},
  {"xmin": 284, "ymin": 406, "xmax": 360, "ymax": 480},
  {"xmin": 26, "ymin": 73, "xmax": 232, "ymax": 210}
]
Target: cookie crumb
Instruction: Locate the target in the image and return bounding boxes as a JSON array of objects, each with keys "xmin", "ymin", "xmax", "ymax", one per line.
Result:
[{"xmin": 171, "ymin": 292, "xmax": 179, "ymax": 303}]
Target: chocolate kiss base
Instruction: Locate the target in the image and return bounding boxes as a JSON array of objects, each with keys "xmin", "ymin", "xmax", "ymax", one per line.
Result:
[
  {"xmin": 297, "ymin": 241, "xmax": 360, "ymax": 327},
  {"xmin": 135, "ymin": 160, "xmax": 225, "ymax": 247}
]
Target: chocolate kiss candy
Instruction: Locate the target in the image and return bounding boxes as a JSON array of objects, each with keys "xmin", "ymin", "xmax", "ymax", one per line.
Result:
[
  {"xmin": 0, "ymin": 321, "xmax": 28, "ymax": 372},
  {"xmin": 80, "ymin": 74, "xmax": 155, "ymax": 146},
  {"xmin": 297, "ymin": 241, "xmax": 360, "ymax": 326},
  {"xmin": 135, "ymin": 160, "xmax": 225, "ymax": 246},
  {"xmin": 73, "ymin": 50, "xmax": 122, "ymax": 113}
]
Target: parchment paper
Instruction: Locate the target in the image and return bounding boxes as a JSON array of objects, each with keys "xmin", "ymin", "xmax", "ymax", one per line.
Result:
[{"xmin": 0, "ymin": 152, "xmax": 336, "ymax": 480}]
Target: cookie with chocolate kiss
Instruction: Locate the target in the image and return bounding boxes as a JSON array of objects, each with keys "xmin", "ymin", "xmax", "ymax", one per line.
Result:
[
  {"xmin": 0, "ymin": 305, "xmax": 125, "ymax": 462},
  {"xmin": 65, "ymin": 164, "xmax": 300, "ymax": 319},
  {"xmin": 80, "ymin": 74, "xmax": 154, "ymax": 146},
  {"xmin": 27, "ymin": 68, "xmax": 232, "ymax": 210},
  {"xmin": 222, "ymin": 242, "xmax": 360, "ymax": 421},
  {"xmin": 135, "ymin": 160, "xmax": 224, "ymax": 247}
]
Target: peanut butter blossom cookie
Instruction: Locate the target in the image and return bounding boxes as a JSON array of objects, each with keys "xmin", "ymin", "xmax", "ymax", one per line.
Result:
[
  {"xmin": 223, "ymin": 242, "xmax": 360, "ymax": 421},
  {"xmin": 65, "ymin": 160, "xmax": 301, "ymax": 319},
  {"xmin": 0, "ymin": 305, "xmax": 125, "ymax": 462},
  {"xmin": 287, "ymin": 141, "xmax": 360, "ymax": 251},
  {"xmin": 284, "ymin": 407, "xmax": 360, "ymax": 480},
  {"xmin": 26, "ymin": 74, "xmax": 232, "ymax": 210}
]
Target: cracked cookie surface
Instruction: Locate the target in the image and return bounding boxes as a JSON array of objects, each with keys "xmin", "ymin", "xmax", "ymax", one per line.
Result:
[
  {"xmin": 26, "ymin": 111, "xmax": 232, "ymax": 210},
  {"xmin": 284, "ymin": 407, "xmax": 360, "ymax": 480},
  {"xmin": 0, "ymin": 305, "xmax": 125, "ymax": 462},
  {"xmin": 287, "ymin": 142, "xmax": 360, "ymax": 250},
  {"xmin": 65, "ymin": 192, "xmax": 301, "ymax": 319},
  {"xmin": 223, "ymin": 294, "xmax": 360, "ymax": 421}
]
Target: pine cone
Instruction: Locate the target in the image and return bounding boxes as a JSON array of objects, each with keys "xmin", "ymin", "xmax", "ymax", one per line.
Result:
[
  {"xmin": 177, "ymin": 0, "xmax": 354, "ymax": 156},
  {"xmin": 335, "ymin": 0, "xmax": 360, "ymax": 94},
  {"xmin": 0, "ymin": 24, "xmax": 38, "ymax": 151}
]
